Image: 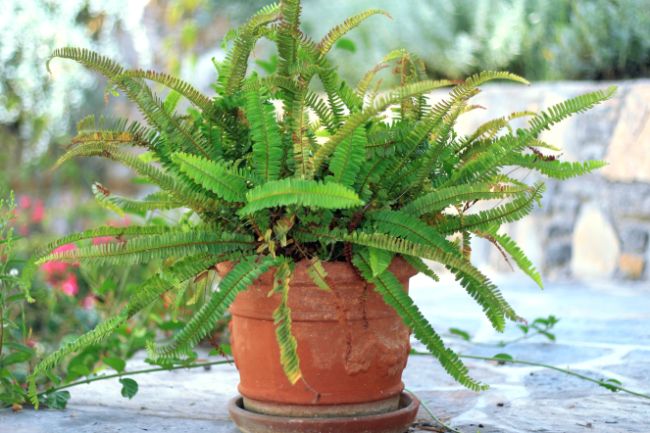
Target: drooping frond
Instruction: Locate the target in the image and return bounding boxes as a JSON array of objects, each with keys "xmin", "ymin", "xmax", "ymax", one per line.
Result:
[
  {"xmin": 365, "ymin": 210, "xmax": 516, "ymax": 328},
  {"xmin": 239, "ymin": 178, "xmax": 363, "ymax": 215},
  {"xmin": 403, "ymin": 183, "xmax": 532, "ymax": 216},
  {"xmin": 402, "ymin": 255, "xmax": 439, "ymax": 282},
  {"xmin": 476, "ymin": 228, "xmax": 543, "ymax": 288},
  {"xmin": 270, "ymin": 260, "xmax": 302, "ymax": 384},
  {"xmin": 306, "ymin": 257, "xmax": 331, "ymax": 291},
  {"xmin": 312, "ymin": 79, "xmax": 454, "ymax": 171},
  {"xmin": 147, "ymin": 255, "xmax": 279, "ymax": 360},
  {"xmin": 36, "ymin": 231, "xmax": 255, "ymax": 266},
  {"xmin": 328, "ymin": 127, "xmax": 366, "ymax": 187},
  {"xmin": 353, "ymin": 251, "xmax": 487, "ymax": 391},
  {"xmin": 29, "ymin": 255, "xmax": 215, "ymax": 407},
  {"xmin": 172, "ymin": 152, "xmax": 251, "ymax": 202},
  {"xmin": 244, "ymin": 82, "xmax": 285, "ymax": 181},
  {"xmin": 318, "ymin": 9, "xmax": 390, "ymax": 57}
]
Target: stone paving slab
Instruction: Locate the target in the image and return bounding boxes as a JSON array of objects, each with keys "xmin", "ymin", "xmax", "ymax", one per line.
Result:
[{"xmin": 1, "ymin": 274, "xmax": 649, "ymax": 433}]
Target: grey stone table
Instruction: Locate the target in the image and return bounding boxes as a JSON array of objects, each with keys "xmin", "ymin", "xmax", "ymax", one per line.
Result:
[{"xmin": 2, "ymin": 273, "xmax": 649, "ymax": 433}]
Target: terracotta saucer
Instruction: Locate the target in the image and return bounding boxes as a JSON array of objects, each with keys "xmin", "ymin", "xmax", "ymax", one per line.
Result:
[{"xmin": 228, "ymin": 392, "xmax": 420, "ymax": 433}]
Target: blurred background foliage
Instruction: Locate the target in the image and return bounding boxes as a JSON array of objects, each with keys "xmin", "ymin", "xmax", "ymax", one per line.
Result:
[{"xmin": 1, "ymin": 0, "xmax": 649, "ymax": 408}]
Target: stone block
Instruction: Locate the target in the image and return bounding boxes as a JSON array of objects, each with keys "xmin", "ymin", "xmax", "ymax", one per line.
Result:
[
  {"xmin": 602, "ymin": 84, "xmax": 650, "ymax": 182},
  {"xmin": 571, "ymin": 204, "xmax": 620, "ymax": 279},
  {"xmin": 619, "ymin": 253, "xmax": 646, "ymax": 280}
]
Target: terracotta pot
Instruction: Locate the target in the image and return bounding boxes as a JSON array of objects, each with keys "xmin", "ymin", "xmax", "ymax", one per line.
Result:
[{"xmin": 219, "ymin": 257, "xmax": 417, "ymax": 417}]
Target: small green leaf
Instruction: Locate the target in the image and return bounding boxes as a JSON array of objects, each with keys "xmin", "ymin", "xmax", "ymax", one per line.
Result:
[
  {"xmin": 119, "ymin": 378, "xmax": 139, "ymax": 399},
  {"xmin": 103, "ymin": 357, "xmax": 126, "ymax": 373},
  {"xmin": 335, "ymin": 38, "xmax": 357, "ymax": 53},
  {"xmin": 42, "ymin": 390, "xmax": 71, "ymax": 409},
  {"xmin": 493, "ymin": 353, "xmax": 513, "ymax": 361},
  {"xmin": 538, "ymin": 330, "xmax": 556, "ymax": 342},
  {"xmin": 449, "ymin": 327, "xmax": 471, "ymax": 342}
]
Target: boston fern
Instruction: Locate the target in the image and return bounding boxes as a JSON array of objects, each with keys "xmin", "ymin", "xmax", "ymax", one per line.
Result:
[{"xmin": 26, "ymin": 0, "xmax": 613, "ymax": 403}]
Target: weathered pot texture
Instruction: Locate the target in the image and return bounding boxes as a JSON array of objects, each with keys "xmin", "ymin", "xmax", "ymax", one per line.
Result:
[{"xmin": 218, "ymin": 257, "xmax": 417, "ymax": 417}]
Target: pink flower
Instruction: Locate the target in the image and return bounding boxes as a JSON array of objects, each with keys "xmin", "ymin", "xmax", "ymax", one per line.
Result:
[
  {"xmin": 81, "ymin": 295, "xmax": 96, "ymax": 309},
  {"xmin": 92, "ymin": 236, "xmax": 115, "ymax": 245},
  {"xmin": 31, "ymin": 200, "xmax": 45, "ymax": 224},
  {"xmin": 60, "ymin": 273, "xmax": 79, "ymax": 296},
  {"xmin": 41, "ymin": 244, "xmax": 78, "ymax": 277},
  {"xmin": 18, "ymin": 196, "xmax": 31, "ymax": 209}
]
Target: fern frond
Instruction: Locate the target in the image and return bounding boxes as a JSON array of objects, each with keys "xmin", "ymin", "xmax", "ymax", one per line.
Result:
[
  {"xmin": 463, "ymin": 71, "xmax": 530, "ymax": 87},
  {"xmin": 147, "ymin": 255, "xmax": 278, "ymax": 360},
  {"xmin": 436, "ymin": 183, "xmax": 546, "ymax": 234},
  {"xmin": 403, "ymin": 183, "xmax": 532, "ymax": 216},
  {"xmin": 366, "ymin": 209, "xmax": 516, "ymax": 328},
  {"xmin": 36, "ymin": 231, "xmax": 255, "ymax": 266},
  {"xmin": 48, "ymin": 47, "xmax": 124, "ymax": 79},
  {"xmin": 402, "ymin": 255, "xmax": 439, "ymax": 282},
  {"xmin": 318, "ymin": 9, "xmax": 390, "ymax": 56},
  {"xmin": 223, "ymin": 4, "xmax": 281, "ymax": 94},
  {"xmin": 172, "ymin": 152, "xmax": 250, "ymax": 202},
  {"xmin": 328, "ymin": 127, "xmax": 366, "ymax": 188},
  {"xmin": 353, "ymin": 251, "xmax": 486, "ymax": 391},
  {"xmin": 239, "ymin": 178, "xmax": 363, "ymax": 215},
  {"xmin": 306, "ymin": 257, "xmax": 331, "ymax": 291},
  {"xmin": 29, "ymin": 255, "xmax": 214, "ymax": 407},
  {"xmin": 477, "ymin": 229, "xmax": 543, "ymax": 288},
  {"xmin": 507, "ymin": 154, "xmax": 607, "ymax": 179},
  {"xmin": 271, "ymin": 260, "xmax": 302, "ymax": 384},
  {"xmin": 122, "ymin": 70, "xmax": 215, "ymax": 116},
  {"xmin": 244, "ymin": 82, "xmax": 284, "ymax": 181},
  {"xmin": 92, "ymin": 183, "xmax": 183, "ymax": 216},
  {"xmin": 526, "ymin": 86, "xmax": 616, "ymax": 138},
  {"xmin": 312, "ymin": 80, "xmax": 454, "ymax": 171},
  {"xmin": 55, "ymin": 145, "xmax": 218, "ymax": 212}
]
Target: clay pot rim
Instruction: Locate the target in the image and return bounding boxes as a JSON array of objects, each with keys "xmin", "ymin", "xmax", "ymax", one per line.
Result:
[
  {"xmin": 228, "ymin": 392, "xmax": 419, "ymax": 426},
  {"xmin": 217, "ymin": 256, "xmax": 418, "ymax": 286}
]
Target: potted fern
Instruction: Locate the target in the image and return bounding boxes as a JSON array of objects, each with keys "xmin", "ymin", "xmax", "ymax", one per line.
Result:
[{"xmin": 27, "ymin": 1, "xmax": 613, "ymax": 431}]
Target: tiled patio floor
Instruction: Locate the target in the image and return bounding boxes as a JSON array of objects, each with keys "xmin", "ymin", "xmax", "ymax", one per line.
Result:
[{"xmin": 2, "ymin": 273, "xmax": 649, "ymax": 433}]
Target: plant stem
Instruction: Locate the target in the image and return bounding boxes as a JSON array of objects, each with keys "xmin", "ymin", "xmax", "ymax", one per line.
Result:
[
  {"xmin": 412, "ymin": 351, "xmax": 650, "ymax": 400},
  {"xmin": 406, "ymin": 388, "xmax": 463, "ymax": 433},
  {"xmin": 37, "ymin": 359, "xmax": 232, "ymax": 397}
]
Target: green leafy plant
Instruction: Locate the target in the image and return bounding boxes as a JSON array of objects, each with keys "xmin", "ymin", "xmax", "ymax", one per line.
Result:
[{"xmin": 26, "ymin": 0, "xmax": 613, "ymax": 404}]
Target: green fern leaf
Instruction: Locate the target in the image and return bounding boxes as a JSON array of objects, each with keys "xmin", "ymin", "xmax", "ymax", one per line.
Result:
[
  {"xmin": 507, "ymin": 154, "xmax": 606, "ymax": 180},
  {"xmin": 403, "ymin": 183, "xmax": 531, "ymax": 216},
  {"xmin": 526, "ymin": 86, "xmax": 616, "ymax": 138},
  {"xmin": 148, "ymin": 255, "xmax": 278, "ymax": 359},
  {"xmin": 239, "ymin": 178, "xmax": 363, "ymax": 215},
  {"xmin": 313, "ymin": 80, "xmax": 454, "ymax": 171},
  {"xmin": 271, "ymin": 260, "xmax": 302, "ymax": 384},
  {"xmin": 318, "ymin": 9, "xmax": 390, "ymax": 56},
  {"xmin": 328, "ymin": 127, "xmax": 366, "ymax": 187},
  {"xmin": 172, "ymin": 152, "xmax": 250, "ymax": 202},
  {"xmin": 436, "ymin": 183, "xmax": 546, "ymax": 234},
  {"xmin": 244, "ymin": 82, "xmax": 284, "ymax": 181},
  {"xmin": 306, "ymin": 257, "xmax": 331, "ymax": 291},
  {"xmin": 92, "ymin": 183, "xmax": 182, "ymax": 216},
  {"xmin": 29, "ymin": 255, "xmax": 214, "ymax": 407},
  {"xmin": 36, "ymin": 231, "xmax": 254, "ymax": 266},
  {"xmin": 353, "ymin": 251, "xmax": 487, "ymax": 391}
]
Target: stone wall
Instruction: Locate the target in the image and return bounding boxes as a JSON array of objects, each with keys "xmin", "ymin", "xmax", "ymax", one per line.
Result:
[{"xmin": 434, "ymin": 80, "xmax": 650, "ymax": 282}]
